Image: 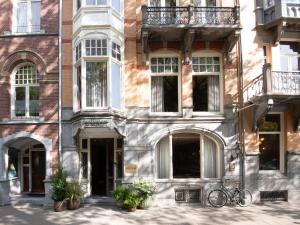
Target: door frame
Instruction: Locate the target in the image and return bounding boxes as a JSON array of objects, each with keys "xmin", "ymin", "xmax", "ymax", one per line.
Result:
[{"xmin": 79, "ymin": 136, "xmax": 121, "ymax": 197}]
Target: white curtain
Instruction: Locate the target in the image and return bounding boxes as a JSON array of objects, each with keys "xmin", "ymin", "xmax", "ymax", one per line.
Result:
[
  {"xmin": 151, "ymin": 76, "xmax": 164, "ymax": 112},
  {"xmin": 31, "ymin": 1, "xmax": 41, "ymax": 32},
  {"xmin": 157, "ymin": 137, "xmax": 170, "ymax": 178},
  {"xmin": 203, "ymin": 137, "xmax": 217, "ymax": 178},
  {"xmin": 208, "ymin": 76, "xmax": 220, "ymax": 112},
  {"xmin": 17, "ymin": 2, "xmax": 27, "ymax": 33},
  {"xmin": 111, "ymin": 63, "xmax": 121, "ymax": 109},
  {"xmin": 86, "ymin": 62, "xmax": 107, "ymax": 107}
]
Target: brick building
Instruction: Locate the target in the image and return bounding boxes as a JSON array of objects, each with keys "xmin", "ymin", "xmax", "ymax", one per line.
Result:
[{"xmin": 0, "ymin": 0, "xmax": 59, "ymax": 205}]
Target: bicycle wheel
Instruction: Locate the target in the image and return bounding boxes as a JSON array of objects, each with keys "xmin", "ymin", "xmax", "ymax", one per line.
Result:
[
  {"xmin": 236, "ymin": 189, "xmax": 252, "ymax": 207},
  {"xmin": 208, "ymin": 189, "xmax": 227, "ymax": 208}
]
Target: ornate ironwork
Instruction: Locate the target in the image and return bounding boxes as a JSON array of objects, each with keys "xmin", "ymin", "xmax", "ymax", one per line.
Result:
[
  {"xmin": 142, "ymin": 6, "xmax": 239, "ymax": 26},
  {"xmin": 244, "ymin": 69, "xmax": 300, "ymax": 102}
]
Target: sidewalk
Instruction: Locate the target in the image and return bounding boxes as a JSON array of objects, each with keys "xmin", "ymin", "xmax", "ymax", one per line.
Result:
[{"xmin": 0, "ymin": 202, "xmax": 299, "ymax": 225}]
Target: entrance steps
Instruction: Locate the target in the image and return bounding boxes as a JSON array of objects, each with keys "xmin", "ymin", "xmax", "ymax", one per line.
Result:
[
  {"xmin": 9, "ymin": 194, "xmax": 45, "ymax": 206},
  {"xmin": 83, "ymin": 196, "xmax": 116, "ymax": 206}
]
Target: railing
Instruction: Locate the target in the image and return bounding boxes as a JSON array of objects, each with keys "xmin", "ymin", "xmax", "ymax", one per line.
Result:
[
  {"xmin": 13, "ymin": 25, "xmax": 40, "ymax": 34},
  {"xmin": 244, "ymin": 64, "xmax": 300, "ymax": 102},
  {"xmin": 142, "ymin": 6, "xmax": 239, "ymax": 26}
]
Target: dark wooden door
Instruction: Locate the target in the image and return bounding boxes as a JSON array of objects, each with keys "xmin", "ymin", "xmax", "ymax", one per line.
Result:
[{"xmin": 31, "ymin": 151, "xmax": 45, "ymax": 193}]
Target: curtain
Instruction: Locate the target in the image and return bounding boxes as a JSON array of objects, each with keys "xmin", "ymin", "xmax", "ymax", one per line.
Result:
[
  {"xmin": 31, "ymin": 1, "xmax": 41, "ymax": 32},
  {"xmin": 86, "ymin": 62, "xmax": 107, "ymax": 107},
  {"xmin": 208, "ymin": 75, "xmax": 220, "ymax": 112},
  {"xmin": 17, "ymin": 2, "xmax": 27, "ymax": 33},
  {"xmin": 151, "ymin": 76, "xmax": 164, "ymax": 112},
  {"xmin": 157, "ymin": 137, "xmax": 170, "ymax": 178},
  {"xmin": 150, "ymin": 0, "xmax": 160, "ymax": 6},
  {"xmin": 203, "ymin": 137, "xmax": 217, "ymax": 178}
]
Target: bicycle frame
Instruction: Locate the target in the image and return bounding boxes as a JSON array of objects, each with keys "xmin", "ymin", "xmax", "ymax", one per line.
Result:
[{"xmin": 220, "ymin": 184, "xmax": 240, "ymax": 202}]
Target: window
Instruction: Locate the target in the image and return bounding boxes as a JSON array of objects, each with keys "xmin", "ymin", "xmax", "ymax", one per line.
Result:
[
  {"xmin": 13, "ymin": 64, "xmax": 39, "ymax": 118},
  {"xmin": 85, "ymin": 39, "xmax": 107, "ymax": 56},
  {"xmin": 258, "ymin": 114, "xmax": 282, "ymax": 171},
  {"xmin": 194, "ymin": 0, "xmax": 217, "ymax": 7},
  {"xmin": 192, "ymin": 56, "xmax": 221, "ymax": 112},
  {"xmin": 112, "ymin": 42, "xmax": 121, "ymax": 61},
  {"xmin": 77, "ymin": 0, "xmax": 82, "ymax": 10},
  {"xmin": 74, "ymin": 38, "xmax": 122, "ymax": 110},
  {"xmin": 112, "ymin": 0, "xmax": 121, "ymax": 12},
  {"xmin": 14, "ymin": 0, "xmax": 41, "ymax": 33},
  {"xmin": 264, "ymin": 0, "xmax": 274, "ymax": 8},
  {"xmin": 86, "ymin": 0, "xmax": 107, "ymax": 5},
  {"xmin": 280, "ymin": 42, "xmax": 300, "ymax": 71},
  {"xmin": 157, "ymin": 133, "xmax": 220, "ymax": 179},
  {"xmin": 75, "ymin": 42, "xmax": 82, "ymax": 62},
  {"xmin": 86, "ymin": 62, "xmax": 107, "ymax": 108},
  {"xmin": 150, "ymin": 56, "xmax": 179, "ymax": 113}
]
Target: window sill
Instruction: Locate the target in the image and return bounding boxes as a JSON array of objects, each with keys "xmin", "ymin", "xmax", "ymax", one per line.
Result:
[
  {"xmin": 155, "ymin": 178, "xmax": 221, "ymax": 183},
  {"xmin": 149, "ymin": 112, "xmax": 182, "ymax": 117}
]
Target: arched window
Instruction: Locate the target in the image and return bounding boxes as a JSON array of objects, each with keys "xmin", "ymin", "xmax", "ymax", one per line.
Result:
[
  {"xmin": 156, "ymin": 132, "xmax": 221, "ymax": 179},
  {"xmin": 12, "ymin": 64, "xmax": 39, "ymax": 118}
]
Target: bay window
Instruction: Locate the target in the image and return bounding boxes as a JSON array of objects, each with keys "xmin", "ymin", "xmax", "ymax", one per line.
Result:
[
  {"xmin": 14, "ymin": 0, "xmax": 41, "ymax": 33},
  {"xmin": 12, "ymin": 64, "xmax": 39, "ymax": 118},
  {"xmin": 150, "ymin": 56, "xmax": 179, "ymax": 113},
  {"xmin": 74, "ymin": 38, "xmax": 122, "ymax": 111},
  {"xmin": 192, "ymin": 55, "xmax": 221, "ymax": 113},
  {"xmin": 157, "ymin": 133, "xmax": 220, "ymax": 179},
  {"xmin": 279, "ymin": 42, "xmax": 300, "ymax": 72}
]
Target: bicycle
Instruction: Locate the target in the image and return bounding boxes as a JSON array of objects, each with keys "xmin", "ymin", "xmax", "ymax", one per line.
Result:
[{"xmin": 207, "ymin": 179, "xmax": 252, "ymax": 208}]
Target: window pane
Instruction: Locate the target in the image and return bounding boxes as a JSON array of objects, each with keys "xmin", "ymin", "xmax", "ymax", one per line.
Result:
[
  {"xmin": 280, "ymin": 42, "xmax": 300, "ymax": 55},
  {"xmin": 259, "ymin": 134, "xmax": 280, "ymax": 170},
  {"xmin": 86, "ymin": 62, "xmax": 107, "ymax": 107},
  {"xmin": 193, "ymin": 76, "xmax": 208, "ymax": 111},
  {"xmin": 280, "ymin": 56, "xmax": 289, "ymax": 71},
  {"xmin": 157, "ymin": 136, "xmax": 170, "ymax": 178},
  {"xmin": 112, "ymin": 0, "xmax": 121, "ymax": 12},
  {"xmin": 111, "ymin": 63, "xmax": 122, "ymax": 109},
  {"xmin": 29, "ymin": 86, "xmax": 39, "ymax": 117},
  {"xmin": 15, "ymin": 87, "xmax": 26, "ymax": 117},
  {"xmin": 173, "ymin": 134, "xmax": 200, "ymax": 178},
  {"xmin": 203, "ymin": 137, "xmax": 217, "ymax": 178},
  {"xmin": 259, "ymin": 114, "xmax": 280, "ymax": 131},
  {"xmin": 8, "ymin": 148, "xmax": 19, "ymax": 178},
  {"xmin": 17, "ymin": 2, "xmax": 28, "ymax": 33},
  {"xmin": 81, "ymin": 152, "xmax": 88, "ymax": 179},
  {"xmin": 77, "ymin": 66, "xmax": 82, "ymax": 110},
  {"xmin": 291, "ymin": 57, "xmax": 300, "ymax": 71},
  {"xmin": 116, "ymin": 151, "xmax": 123, "ymax": 178},
  {"xmin": 151, "ymin": 76, "xmax": 178, "ymax": 112},
  {"xmin": 31, "ymin": 1, "xmax": 41, "ymax": 32}
]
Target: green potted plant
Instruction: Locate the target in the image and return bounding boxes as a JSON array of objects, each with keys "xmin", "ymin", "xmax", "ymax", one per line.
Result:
[
  {"xmin": 112, "ymin": 186, "xmax": 129, "ymax": 208},
  {"xmin": 50, "ymin": 167, "xmax": 68, "ymax": 212},
  {"xmin": 66, "ymin": 180, "xmax": 84, "ymax": 210},
  {"xmin": 132, "ymin": 179, "xmax": 156, "ymax": 209},
  {"xmin": 123, "ymin": 192, "xmax": 141, "ymax": 212}
]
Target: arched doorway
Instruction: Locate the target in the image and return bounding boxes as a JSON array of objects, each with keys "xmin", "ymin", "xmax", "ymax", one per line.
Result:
[{"xmin": 6, "ymin": 137, "xmax": 46, "ymax": 195}]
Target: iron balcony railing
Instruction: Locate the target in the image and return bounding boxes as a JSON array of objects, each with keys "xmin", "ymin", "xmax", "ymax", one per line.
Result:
[
  {"xmin": 244, "ymin": 64, "xmax": 300, "ymax": 102},
  {"xmin": 142, "ymin": 5, "xmax": 240, "ymax": 26}
]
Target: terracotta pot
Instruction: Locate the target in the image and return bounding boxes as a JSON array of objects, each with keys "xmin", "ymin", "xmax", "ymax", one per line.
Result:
[
  {"xmin": 127, "ymin": 207, "xmax": 136, "ymax": 212},
  {"xmin": 67, "ymin": 199, "xmax": 81, "ymax": 210},
  {"xmin": 54, "ymin": 201, "xmax": 67, "ymax": 212}
]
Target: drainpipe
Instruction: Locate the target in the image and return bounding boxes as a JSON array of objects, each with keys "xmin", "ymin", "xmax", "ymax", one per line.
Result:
[
  {"xmin": 58, "ymin": 0, "xmax": 63, "ymax": 168},
  {"xmin": 236, "ymin": 0, "xmax": 245, "ymax": 190}
]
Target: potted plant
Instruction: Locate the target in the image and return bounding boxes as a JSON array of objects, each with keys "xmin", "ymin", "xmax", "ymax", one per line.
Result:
[
  {"xmin": 66, "ymin": 180, "xmax": 84, "ymax": 210},
  {"xmin": 132, "ymin": 179, "xmax": 156, "ymax": 209},
  {"xmin": 123, "ymin": 192, "xmax": 141, "ymax": 212},
  {"xmin": 112, "ymin": 186, "xmax": 129, "ymax": 208},
  {"xmin": 50, "ymin": 167, "xmax": 68, "ymax": 212}
]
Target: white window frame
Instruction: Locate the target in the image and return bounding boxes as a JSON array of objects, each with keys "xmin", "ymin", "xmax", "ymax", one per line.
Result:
[
  {"xmin": 192, "ymin": 52, "xmax": 223, "ymax": 115},
  {"xmin": 149, "ymin": 53, "xmax": 181, "ymax": 116},
  {"xmin": 258, "ymin": 112, "xmax": 285, "ymax": 173},
  {"xmin": 73, "ymin": 36, "xmax": 123, "ymax": 112},
  {"xmin": 12, "ymin": 0, "xmax": 41, "ymax": 34},
  {"xmin": 155, "ymin": 133, "xmax": 221, "ymax": 181},
  {"xmin": 11, "ymin": 63, "xmax": 39, "ymax": 119}
]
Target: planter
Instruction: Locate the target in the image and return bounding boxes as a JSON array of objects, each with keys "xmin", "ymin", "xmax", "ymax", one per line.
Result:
[
  {"xmin": 67, "ymin": 199, "xmax": 81, "ymax": 210},
  {"xmin": 54, "ymin": 201, "xmax": 67, "ymax": 212},
  {"xmin": 138, "ymin": 197, "xmax": 153, "ymax": 209},
  {"xmin": 127, "ymin": 207, "xmax": 137, "ymax": 212}
]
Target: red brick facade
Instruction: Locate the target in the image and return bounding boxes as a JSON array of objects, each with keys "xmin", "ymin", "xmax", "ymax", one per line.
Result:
[{"xmin": 0, "ymin": 0, "xmax": 59, "ymax": 173}]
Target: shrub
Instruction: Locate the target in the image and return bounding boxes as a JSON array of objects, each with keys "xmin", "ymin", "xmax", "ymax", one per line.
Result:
[
  {"xmin": 51, "ymin": 167, "xmax": 67, "ymax": 202},
  {"xmin": 112, "ymin": 186, "xmax": 129, "ymax": 202},
  {"xmin": 66, "ymin": 180, "xmax": 84, "ymax": 202},
  {"xmin": 132, "ymin": 179, "xmax": 156, "ymax": 200}
]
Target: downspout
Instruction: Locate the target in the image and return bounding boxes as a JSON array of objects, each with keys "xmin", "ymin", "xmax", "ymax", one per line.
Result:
[
  {"xmin": 58, "ymin": 0, "xmax": 62, "ymax": 167},
  {"xmin": 236, "ymin": 0, "xmax": 245, "ymax": 190}
]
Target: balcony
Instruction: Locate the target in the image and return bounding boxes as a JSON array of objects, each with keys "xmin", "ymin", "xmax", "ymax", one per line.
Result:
[
  {"xmin": 244, "ymin": 64, "xmax": 300, "ymax": 103},
  {"xmin": 256, "ymin": 0, "xmax": 300, "ymax": 43},
  {"xmin": 141, "ymin": 5, "xmax": 241, "ymax": 63}
]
